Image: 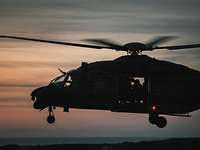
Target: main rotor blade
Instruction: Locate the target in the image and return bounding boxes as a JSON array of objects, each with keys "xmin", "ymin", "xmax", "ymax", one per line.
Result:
[
  {"xmin": 154, "ymin": 44, "xmax": 200, "ymax": 50},
  {"xmin": 145, "ymin": 36, "xmax": 176, "ymax": 47},
  {"xmin": 0, "ymin": 35, "xmax": 112, "ymax": 50},
  {"xmin": 84, "ymin": 39, "xmax": 124, "ymax": 50}
]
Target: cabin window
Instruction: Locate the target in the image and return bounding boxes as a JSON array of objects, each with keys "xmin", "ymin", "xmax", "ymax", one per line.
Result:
[
  {"xmin": 129, "ymin": 76, "xmax": 144, "ymax": 87},
  {"xmin": 129, "ymin": 76, "xmax": 145, "ymax": 103},
  {"xmin": 118, "ymin": 75, "xmax": 145, "ymax": 104}
]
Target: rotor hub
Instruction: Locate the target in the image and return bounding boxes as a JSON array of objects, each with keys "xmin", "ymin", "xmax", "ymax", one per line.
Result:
[{"xmin": 123, "ymin": 42, "xmax": 148, "ymax": 55}]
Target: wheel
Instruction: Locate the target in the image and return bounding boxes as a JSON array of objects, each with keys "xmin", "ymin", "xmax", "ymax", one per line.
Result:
[
  {"xmin": 47, "ymin": 115, "xmax": 55, "ymax": 124},
  {"xmin": 156, "ymin": 117, "xmax": 167, "ymax": 128},
  {"xmin": 149, "ymin": 116, "xmax": 157, "ymax": 125},
  {"xmin": 149, "ymin": 114, "xmax": 159, "ymax": 125}
]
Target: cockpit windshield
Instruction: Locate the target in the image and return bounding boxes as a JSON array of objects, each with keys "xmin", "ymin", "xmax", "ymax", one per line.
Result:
[
  {"xmin": 49, "ymin": 75, "xmax": 65, "ymax": 84},
  {"xmin": 49, "ymin": 74, "xmax": 72, "ymax": 87}
]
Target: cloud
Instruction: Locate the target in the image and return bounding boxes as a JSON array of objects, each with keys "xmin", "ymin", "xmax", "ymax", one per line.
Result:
[
  {"xmin": 0, "ymin": 83, "xmax": 39, "ymax": 88},
  {"xmin": 0, "ymin": 61, "xmax": 74, "ymax": 68},
  {"xmin": 1, "ymin": 0, "xmax": 200, "ymax": 37}
]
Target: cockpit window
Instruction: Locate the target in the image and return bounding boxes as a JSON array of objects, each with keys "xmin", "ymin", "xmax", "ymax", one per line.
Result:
[
  {"xmin": 50, "ymin": 76, "xmax": 65, "ymax": 84},
  {"xmin": 49, "ymin": 75, "xmax": 65, "ymax": 84},
  {"xmin": 49, "ymin": 74, "xmax": 72, "ymax": 87},
  {"xmin": 64, "ymin": 76, "xmax": 72, "ymax": 87}
]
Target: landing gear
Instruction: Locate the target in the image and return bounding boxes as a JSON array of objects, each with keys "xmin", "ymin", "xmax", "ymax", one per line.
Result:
[
  {"xmin": 149, "ymin": 114, "xmax": 167, "ymax": 128},
  {"xmin": 47, "ymin": 115, "xmax": 55, "ymax": 124},
  {"xmin": 47, "ymin": 106, "xmax": 55, "ymax": 124}
]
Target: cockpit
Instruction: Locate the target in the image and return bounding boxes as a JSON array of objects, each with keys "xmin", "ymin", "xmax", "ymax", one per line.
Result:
[{"xmin": 49, "ymin": 73, "xmax": 72, "ymax": 88}]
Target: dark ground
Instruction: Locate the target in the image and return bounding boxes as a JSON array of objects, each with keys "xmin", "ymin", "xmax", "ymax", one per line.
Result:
[{"xmin": 0, "ymin": 138, "xmax": 199, "ymax": 150}]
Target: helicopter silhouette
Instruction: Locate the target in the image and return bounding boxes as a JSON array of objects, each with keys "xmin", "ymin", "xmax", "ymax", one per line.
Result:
[{"xmin": 1, "ymin": 35, "xmax": 200, "ymax": 128}]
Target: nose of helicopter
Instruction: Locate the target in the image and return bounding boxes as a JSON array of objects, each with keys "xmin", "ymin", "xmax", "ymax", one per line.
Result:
[
  {"xmin": 31, "ymin": 86, "xmax": 49, "ymax": 109},
  {"xmin": 31, "ymin": 86, "xmax": 46, "ymax": 101},
  {"xmin": 33, "ymin": 100, "xmax": 44, "ymax": 109}
]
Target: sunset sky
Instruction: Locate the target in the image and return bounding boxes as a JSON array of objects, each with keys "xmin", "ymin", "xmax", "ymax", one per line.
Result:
[{"xmin": 0, "ymin": 0, "xmax": 200, "ymax": 137}]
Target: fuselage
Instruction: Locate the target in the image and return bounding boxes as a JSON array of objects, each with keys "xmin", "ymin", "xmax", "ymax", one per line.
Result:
[{"xmin": 32, "ymin": 55, "xmax": 200, "ymax": 115}]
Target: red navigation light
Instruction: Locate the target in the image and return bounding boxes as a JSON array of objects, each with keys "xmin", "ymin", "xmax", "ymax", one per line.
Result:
[{"xmin": 152, "ymin": 106, "xmax": 156, "ymax": 111}]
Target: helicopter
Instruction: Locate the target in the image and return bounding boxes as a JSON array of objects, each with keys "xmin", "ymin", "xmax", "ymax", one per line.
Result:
[{"xmin": 1, "ymin": 35, "xmax": 200, "ymax": 128}]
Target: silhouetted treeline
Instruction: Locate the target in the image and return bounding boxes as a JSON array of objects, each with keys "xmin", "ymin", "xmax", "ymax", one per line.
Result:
[{"xmin": 0, "ymin": 138, "xmax": 199, "ymax": 150}]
